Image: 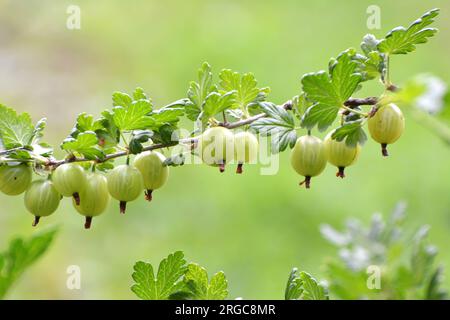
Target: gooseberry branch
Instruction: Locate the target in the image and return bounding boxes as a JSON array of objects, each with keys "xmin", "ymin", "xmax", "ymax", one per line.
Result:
[
  {"xmin": 39, "ymin": 97, "xmax": 380, "ymax": 169},
  {"xmin": 0, "ymin": 94, "xmax": 387, "ymax": 170}
]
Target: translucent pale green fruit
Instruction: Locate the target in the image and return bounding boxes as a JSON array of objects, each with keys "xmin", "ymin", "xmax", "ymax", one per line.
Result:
[
  {"xmin": 0, "ymin": 164, "xmax": 32, "ymax": 196},
  {"xmin": 52, "ymin": 163, "xmax": 87, "ymax": 204},
  {"xmin": 290, "ymin": 135, "xmax": 327, "ymax": 188},
  {"xmin": 234, "ymin": 131, "xmax": 259, "ymax": 174},
  {"xmin": 198, "ymin": 127, "xmax": 234, "ymax": 171},
  {"xmin": 24, "ymin": 179, "xmax": 61, "ymax": 226},
  {"xmin": 107, "ymin": 164, "xmax": 144, "ymax": 213},
  {"xmin": 73, "ymin": 173, "xmax": 110, "ymax": 229},
  {"xmin": 133, "ymin": 151, "xmax": 169, "ymax": 201},
  {"xmin": 368, "ymin": 103, "xmax": 405, "ymax": 156},
  {"xmin": 324, "ymin": 131, "xmax": 361, "ymax": 178}
]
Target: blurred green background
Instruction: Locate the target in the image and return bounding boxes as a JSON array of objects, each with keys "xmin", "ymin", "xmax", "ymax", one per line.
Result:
[{"xmin": 0, "ymin": 0, "xmax": 449, "ymax": 299}]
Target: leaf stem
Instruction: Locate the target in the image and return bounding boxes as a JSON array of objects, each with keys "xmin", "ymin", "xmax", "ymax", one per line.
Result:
[
  {"xmin": 120, "ymin": 131, "xmax": 129, "ymax": 147},
  {"xmin": 341, "ymin": 106, "xmax": 369, "ymax": 117},
  {"xmin": 384, "ymin": 54, "xmax": 391, "ymax": 89}
]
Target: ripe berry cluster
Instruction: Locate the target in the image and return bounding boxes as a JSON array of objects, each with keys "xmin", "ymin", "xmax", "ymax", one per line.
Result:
[
  {"xmin": 291, "ymin": 103, "xmax": 405, "ymax": 187},
  {"xmin": 0, "ymin": 151, "xmax": 168, "ymax": 228}
]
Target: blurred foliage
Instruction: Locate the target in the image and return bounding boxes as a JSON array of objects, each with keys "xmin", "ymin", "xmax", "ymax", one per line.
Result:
[
  {"xmin": 0, "ymin": 228, "xmax": 57, "ymax": 299},
  {"xmin": 133, "ymin": 203, "xmax": 446, "ymax": 300},
  {"xmin": 320, "ymin": 202, "xmax": 447, "ymax": 299},
  {"xmin": 0, "ymin": 0, "xmax": 449, "ymax": 299}
]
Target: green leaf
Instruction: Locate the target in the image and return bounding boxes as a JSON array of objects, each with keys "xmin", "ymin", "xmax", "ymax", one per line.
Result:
[
  {"xmin": 151, "ymin": 124, "xmax": 178, "ymax": 145},
  {"xmin": 411, "ymin": 226, "xmax": 437, "ymax": 285},
  {"xmin": 284, "ymin": 268, "xmax": 328, "ymax": 300},
  {"xmin": 133, "ymin": 87, "xmax": 148, "ymax": 101},
  {"xmin": 183, "ymin": 263, "xmax": 228, "ymax": 300},
  {"xmin": 0, "ymin": 104, "xmax": 36, "ymax": 149},
  {"xmin": 378, "ymin": 9, "xmax": 440, "ymax": 55},
  {"xmin": 113, "ymin": 100, "xmax": 155, "ymax": 131},
  {"xmin": 61, "ymin": 131, "xmax": 104, "ymax": 160},
  {"xmin": 351, "ymin": 51, "xmax": 383, "ymax": 82},
  {"xmin": 129, "ymin": 130, "xmax": 153, "ymax": 154},
  {"xmin": 251, "ymin": 102, "xmax": 297, "ymax": 153},
  {"xmin": 332, "ymin": 121, "xmax": 367, "ymax": 147},
  {"xmin": 301, "ymin": 104, "xmax": 338, "ymax": 132},
  {"xmin": 31, "ymin": 118, "xmax": 47, "ymax": 145},
  {"xmin": 95, "ymin": 160, "xmax": 115, "ymax": 172},
  {"xmin": 301, "ymin": 51, "xmax": 362, "ymax": 131},
  {"xmin": 73, "ymin": 113, "xmax": 104, "ymax": 133},
  {"xmin": 425, "ymin": 266, "xmax": 447, "ymax": 300},
  {"xmin": 0, "ymin": 228, "xmax": 57, "ymax": 299},
  {"xmin": 131, "ymin": 251, "xmax": 187, "ymax": 300},
  {"xmin": 112, "ymin": 91, "xmax": 133, "ymax": 107},
  {"xmin": 292, "ymin": 94, "xmax": 313, "ymax": 120},
  {"xmin": 163, "ymin": 153, "xmax": 186, "ymax": 167},
  {"xmin": 285, "ymin": 268, "xmax": 303, "ymax": 300},
  {"xmin": 150, "ymin": 107, "xmax": 184, "ymax": 128},
  {"xmin": 186, "ymin": 62, "xmax": 217, "ymax": 121},
  {"xmin": 361, "ymin": 34, "xmax": 380, "ymax": 55},
  {"xmin": 299, "ymin": 271, "xmax": 329, "ymax": 300},
  {"xmin": 325, "ymin": 261, "xmax": 371, "ymax": 300},
  {"xmin": 7, "ymin": 149, "xmax": 33, "ymax": 161},
  {"xmin": 219, "ymin": 70, "xmax": 269, "ymax": 111},
  {"xmin": 99, "ymin": 110, "xmax": 121, "ymax": 147},
  {"xmin": 201, "ymin": 91, "xmax": 237, "ymax": 122}
]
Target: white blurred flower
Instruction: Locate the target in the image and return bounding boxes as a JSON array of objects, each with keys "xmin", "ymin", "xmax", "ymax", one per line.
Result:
[{"xmin": 414, "ymin": 74, "xmax": 447, "ymax": 114}]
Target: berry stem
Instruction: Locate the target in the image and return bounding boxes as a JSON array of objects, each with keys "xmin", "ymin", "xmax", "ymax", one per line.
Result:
[
  {"xmin": 32, "ymin": 216, "xmax": 40, "ymax": 227},
  {"xmin": 84, "ymin": 217, "xmax": 92, "ymax": 229},
  {"xmin": 120, "ymin": 201, "xmax": 127, "ymax": 214},
  {"xmin": 336, "ymin": 167, "xmax": 346, "ymax": 178},
  {"xmin": 299, "ymin": 176, "xmax": 311, "ymax": 189},
  {"xmin": 381, "ymin": 143, "xmax": 389, "ymax": 157},
  {"xmin": 145, "ymin": 189, "xmax": 153, "ymax": 202}
]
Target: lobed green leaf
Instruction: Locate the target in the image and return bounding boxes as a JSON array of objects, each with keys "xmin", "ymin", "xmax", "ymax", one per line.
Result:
[
  {"xmin": 219, "ymin": 69, "xmax": 269, "ymax": 112},
  {"xmin": 61, "ymin": 131, "xmax": 104, "ymax": 160},
  {"xmin": 0, "ymin": 104, "xmax": 39, "ymax": 149},
  {"xmin": 251, "ymin": 102, "xmax": 297, "ymax": 153},
  {"xmin": 301, "ymin": 51, "xmax": 362, "ymax": 131},
  {"xmin": 332, "ymin": 121, "xmax": 367, "ymax": 147},
  {"xmin": 377, "ymin": 9, "xmax": 440, "ymax": 55},
  {"xmin": 186, "ymin": 62, "xmax": 217, "ymax": 121},
  {"xmin": 183, "ymin": 263, "xmax": 228, "ymax": 300},
  {"xmin": 131, "ymin": 251, "xmax": 187, "ymax": 300}
]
